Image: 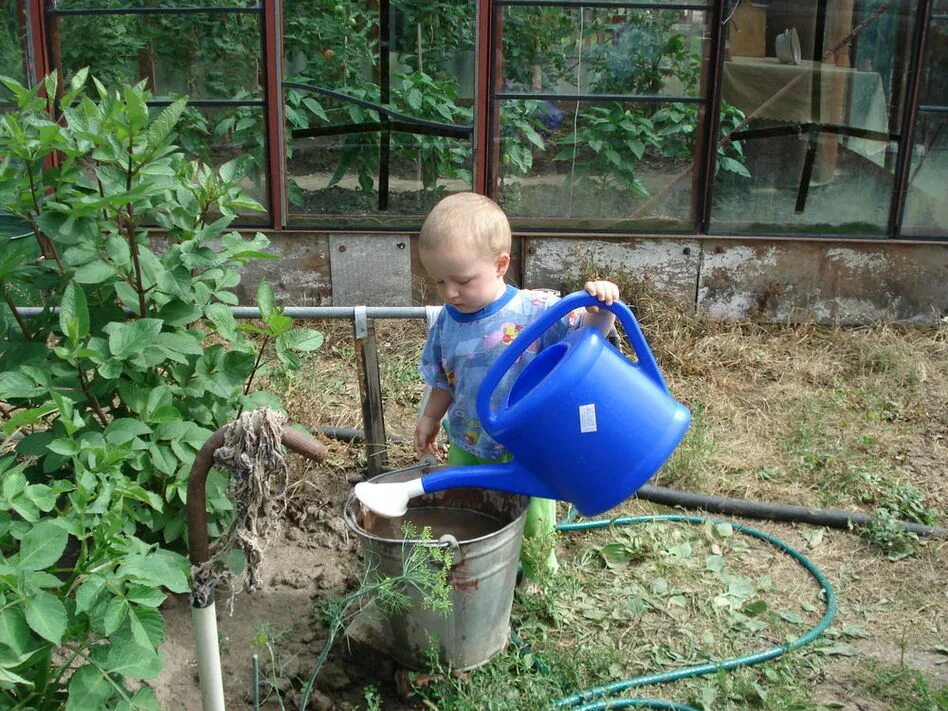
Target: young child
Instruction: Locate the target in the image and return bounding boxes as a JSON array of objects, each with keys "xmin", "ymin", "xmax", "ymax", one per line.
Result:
[{"xmin": 415, "ymin": 192, "xmax": 619, "ymax": 581}]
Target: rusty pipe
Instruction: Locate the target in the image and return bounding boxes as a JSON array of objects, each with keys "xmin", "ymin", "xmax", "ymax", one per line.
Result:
[{"xmin": 186, "ymin": 424, "xmax": 327, "ymax": 567}]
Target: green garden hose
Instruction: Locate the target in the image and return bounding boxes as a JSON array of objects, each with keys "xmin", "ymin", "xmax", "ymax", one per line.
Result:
[{"xmin": 532, "ymin": 514, "xmax": 838, "ymax": 711}]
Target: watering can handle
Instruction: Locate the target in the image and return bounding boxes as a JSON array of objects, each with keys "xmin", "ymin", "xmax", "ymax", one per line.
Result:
[{"xmin": 477, "ymin": 291, "xmax": 669, "ymax": 430}]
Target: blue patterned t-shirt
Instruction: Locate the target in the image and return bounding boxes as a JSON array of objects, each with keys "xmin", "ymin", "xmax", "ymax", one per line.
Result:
[{"xmin": 419, "ymin": 285, "xmax": 583, "ymax": 459}]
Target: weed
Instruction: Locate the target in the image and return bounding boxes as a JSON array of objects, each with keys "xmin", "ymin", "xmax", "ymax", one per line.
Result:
[
  {"xmin": 251, "ymin": 622, "xmax": 294, "ymax": 710},
  {"xmin": 864, "ymin": 508, "xmax": 921, "ymax": 561},
  {"xmin": 867, "ymin": 664, "xmax": 948, "ymax": 710},
  {"xmin": 686, "ymin": 659, "xmax": 832, "ymax": 711},
  {"xmin": 362, "ymin": 685, "xmax": 383, "ymax": 711}
]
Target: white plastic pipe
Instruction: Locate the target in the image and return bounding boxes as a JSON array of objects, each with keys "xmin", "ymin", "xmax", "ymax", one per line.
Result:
[{"xmin": 191, "ymin": 603, "xmax": 226, "ymax": 711}]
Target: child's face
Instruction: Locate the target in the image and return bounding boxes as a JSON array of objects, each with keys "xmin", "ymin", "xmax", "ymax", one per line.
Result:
[{"xmin": 421, "ymin": 244, "xmax": 510, "ymax": 313}]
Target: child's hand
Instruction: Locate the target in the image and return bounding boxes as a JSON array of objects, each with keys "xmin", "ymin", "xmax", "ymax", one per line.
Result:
[
  {"xmin": 583, "ymin": 280, "xmax": 620, "ymax": 312},
  {"xmin": 415, "ymin": 415, "xmax": 441, "ymax": 457}
]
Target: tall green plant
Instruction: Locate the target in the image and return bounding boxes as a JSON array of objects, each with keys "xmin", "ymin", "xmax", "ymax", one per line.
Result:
[
  {"xmin": 0, "ymin": 71, "xmax": 323, "ymax": 708},
  {"xmin": 554, "ymin": 103, "xmax": 661, "ymax": 197}
]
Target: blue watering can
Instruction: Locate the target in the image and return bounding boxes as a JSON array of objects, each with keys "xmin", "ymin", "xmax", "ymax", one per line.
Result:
[{"xmin": 355, "ymin": 292, "xmax": 691, "ymax": 518}]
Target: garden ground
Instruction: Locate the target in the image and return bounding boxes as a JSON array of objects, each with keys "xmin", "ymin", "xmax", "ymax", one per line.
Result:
[{"xmin": 153, "ymin": 285, "xmax": 946, "ymax": 710}]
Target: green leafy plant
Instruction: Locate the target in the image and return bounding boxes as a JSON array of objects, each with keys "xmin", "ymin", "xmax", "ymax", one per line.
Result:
[
  {"xmin": 652, "ymin": 101, "xmax": 751, "ymax": 179},
  {"xmin": 0, "ymin": 71, "xmax": 323, "ymax": 707},
  {"xmin": 555, "ymin": 103, "xmax": 661, "ymax": 197},
  {"xmin": 586, "ymin": 9, "xmax": 700, "ymax": 96},
  {"xmin": 499, "ymin": 100, "xmax": 548, "ymax": 179}
]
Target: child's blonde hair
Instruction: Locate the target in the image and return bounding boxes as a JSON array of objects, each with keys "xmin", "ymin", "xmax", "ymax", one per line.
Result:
[{"xmin": 419, "ymin": 192, "xmax": 511, "ymax": 258}]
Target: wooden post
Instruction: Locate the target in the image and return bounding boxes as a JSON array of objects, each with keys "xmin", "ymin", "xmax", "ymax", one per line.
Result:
[{"xmin": 353, "ymin": 306, "xmax": 389, "ymax": 476}]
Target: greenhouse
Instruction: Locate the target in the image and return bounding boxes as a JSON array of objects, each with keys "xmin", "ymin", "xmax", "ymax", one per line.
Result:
[{"xmin": 2, "ymin": 1, "xmax": 944, "ymax": 233}]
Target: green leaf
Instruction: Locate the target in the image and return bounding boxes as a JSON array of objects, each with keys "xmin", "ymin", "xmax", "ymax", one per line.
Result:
[
  {"xmin": 117, "ymin": 551, "xmax": 189, "ymax": 593},
  {"xmin": 266, "ymin": 312, "xmax": 293, "ymax": 337},
  {"xmin": 47, "ymin": 437, "xmax": 80, "ymax": 456},
  {"xmin": 0, "ymin": 665, "xmax": 32, "ymax": 687},
  {"xmin": 17, "ymin": 520, "xmax": 68, "ymax": 571},
  {"xmin": 72, "ymin": 261, "xmax": 118, "ymax": 284},
  {"xmin": 76, "ymin": 575, "xmax": 108, "ymax": 614},
  {"xmin": 24, "ymin": 483, "xmax": 58, "ymax": 512},
  {"xmin": 276, "ymin": 328, "xmax": 324, "ymax": 353},
  {"xmin": 114, "ymin": 686, "xmax": 161, "ymax": 711},
  {"xmin": 598, "ymin": 543, "xmax": 634, "ymax": 567},
  {"xmin": 24, "ymin": 591, "xmax": 66, "ymax": 644},
  {"xmin": 106, "ymin": 639, "xmax": 163, "ymax": 679},
  {"xmin": 0, "ymin": 371, "xmax": 46, "ymax": 399},
  {"xmin": 406, "ymin": 88, "xmax": 423, "ymax": 111},
  {"xmin": 779, "ymin": 610, "xmax": 804, "ymax": 625},
  {"xmin": 103, "ymin": 596, "xmax": 128, "ymax": 635},
  {"xmin": 156, "ymin": 300, "xmax": 202, "ymax": 327},
  {"xmin": 60, "ymin": 282, "xmax": 90, "ymax": 342},
  {"xmin": 125, "ymin": 586, "xmax": 166, "ymax": 609},
  {"xmin": 302, "ymin": 97, "xmax": 328, "ymax": 121},
  {"xmin": 3, "ymin": 404, "xmax": 58, "ymax": 436},
  {"xmin": 743, "ymin": 599, "xmax": 768, "ymax": 616},
  {"xmin": 104, "ymin": 418, "xmax": 153, "ymax": 445},
  {"xmin": 205, "ymin": 303, "xmax": 239, "ymax": 341},
  {"xmin": 106, "ymin": 319, "xmax": 164, "ymax": 360},
  {"xmin": 145, "ymin": 96, "xmax": 187, "ymax": 149},
  {"xmin": 0, "ymin": 607, "xmax": 31, "ymax": 656},
  {"xmin": 66, "ymin": 664, "xmax": 114, "ymax": 711},
  {"xmin": 256, "ymin": 281, "xmax": 277, "ymax": 322}
]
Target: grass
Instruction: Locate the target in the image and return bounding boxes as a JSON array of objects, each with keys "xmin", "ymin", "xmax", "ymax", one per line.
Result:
[{"xmin": 264, "ymin": 276, "xmax": 947, "ymax": 711}]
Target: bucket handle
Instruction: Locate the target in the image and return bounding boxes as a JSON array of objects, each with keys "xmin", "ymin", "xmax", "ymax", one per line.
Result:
[{"xmin": 477, "ymin": 291, "xmax": 669, "ymax": 430}]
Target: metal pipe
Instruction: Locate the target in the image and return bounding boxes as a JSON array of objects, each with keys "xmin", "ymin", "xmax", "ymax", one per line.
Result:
[
  {"xmin": 46, "ymin": 6, "xmax": 263, "ymax": 17},
  {"xmin": 17, "ymin": 305, "xmax": 429, "ymax": 320},
  {"xmin": 186, "ymin": 423, "xmax": 326, "ymax": 711}
]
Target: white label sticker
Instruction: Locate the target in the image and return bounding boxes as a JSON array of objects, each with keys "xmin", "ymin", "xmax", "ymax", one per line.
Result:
[{"xmin": 579, "ymin": 403, "xmax": 598, "ymax": 433}]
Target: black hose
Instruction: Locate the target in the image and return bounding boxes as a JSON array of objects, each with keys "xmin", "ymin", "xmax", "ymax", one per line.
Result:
[
  {"xmin": 319, "ymin": 425, "xmax": 409, "ymax": 444},
  {"xmin": 635, "ymin": 484, "xmax": 947, "ymax": 537},
  {"xmin": 320, "ymin": 426, "xmax": 946, "ymax": 537}
]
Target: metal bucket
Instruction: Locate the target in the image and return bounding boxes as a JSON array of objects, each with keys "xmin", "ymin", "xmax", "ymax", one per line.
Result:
[{"xmin": 343, "ymin": 465, "xmax": 529, "ymax": 671}]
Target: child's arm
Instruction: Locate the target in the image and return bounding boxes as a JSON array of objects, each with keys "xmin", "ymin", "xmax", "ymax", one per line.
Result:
[
  {"xmin": 415, "ymin": 387, "xmax": 452, "ymax": 456},
  {"xmin": 582, "ymin": 280, "xmax": 620, "ymax": 336}
]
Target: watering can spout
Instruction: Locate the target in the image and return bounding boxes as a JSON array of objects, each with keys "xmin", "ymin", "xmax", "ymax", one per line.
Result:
[{"xmin": 354, "ymin": 461, "xmax": 559, "ymax": 518}]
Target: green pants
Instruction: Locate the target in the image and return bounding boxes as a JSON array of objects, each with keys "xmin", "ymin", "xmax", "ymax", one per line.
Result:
[{"xmin": 447, "ymin": 444, "xmax": 559, "ymax": 581}]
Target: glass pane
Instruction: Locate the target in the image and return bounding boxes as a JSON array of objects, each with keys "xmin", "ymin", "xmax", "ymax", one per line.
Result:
[
  {"xmin": 284, "ymin": 0, "xmax": 475, "ymax": 225},
  {"xmin": 55, "ymin": 10, "xmax": 262, "ymax": 100},
  {"xmin": 165, "ymin": 104, "xmax": 270, "ymax": 224},
  {"xmin": 501, "ymin": 7, "xmax": 707, "ymax": 97},
  {"xmin": 901, "ymin": 13, "xmax": 947, "ymax": 238},
  {"xmin": 919, "ymin": 16, "xmax": 947, "ymax": 107},
  {"xmin": 1, "ymin": 2, "xmax": 27, "ymax": 107},
  {"xmin": 711, "ymin": 0, "xmax": 914, "ymax": 235},
  {"xmin": 496, "ymin": 99, "xmax": 702, "ymax": 229}
]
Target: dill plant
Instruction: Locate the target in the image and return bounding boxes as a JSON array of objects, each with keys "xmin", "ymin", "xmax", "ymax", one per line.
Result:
[{"xmin": 298, "ymin": 522, "xmax": 453, "ymax": 710}]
